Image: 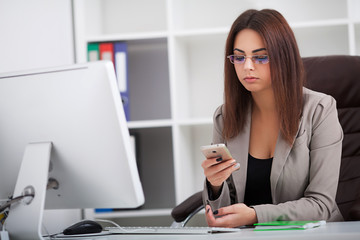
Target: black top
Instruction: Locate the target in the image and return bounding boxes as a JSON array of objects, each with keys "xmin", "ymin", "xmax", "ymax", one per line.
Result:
[{"xmin": 244, "ymin": 154, "xmax": 273, "ymax": 206}]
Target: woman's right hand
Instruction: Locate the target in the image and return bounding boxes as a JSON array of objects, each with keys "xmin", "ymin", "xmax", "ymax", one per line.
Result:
[{"xmin": 201, "ymin": 157, "xmax": 240, "ymax": 194}]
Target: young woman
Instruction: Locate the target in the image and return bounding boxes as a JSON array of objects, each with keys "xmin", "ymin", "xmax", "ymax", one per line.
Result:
[{"xmin": 201, "ymin": 9, "xmax": 343, "ymax": 227}]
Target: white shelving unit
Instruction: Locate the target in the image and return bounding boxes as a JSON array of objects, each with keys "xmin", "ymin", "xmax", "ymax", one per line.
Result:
[{"xmin": 73, "ymin": 0, "xmax": 360, "ymax": 222}]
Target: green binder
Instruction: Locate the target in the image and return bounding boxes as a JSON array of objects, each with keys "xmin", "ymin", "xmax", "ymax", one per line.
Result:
[
  {"xmin": 87, "ymin": 43, "xmax": 100, "ymax": 61},
  {"xmin": 254, "ymin": 220, "xmax": 326, "ymax": 231}
]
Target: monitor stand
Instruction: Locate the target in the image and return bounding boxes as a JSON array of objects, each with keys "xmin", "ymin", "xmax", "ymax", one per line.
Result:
[{"xmin": 5, "ymin": 142, "xmax": 52, "ymax": 240}]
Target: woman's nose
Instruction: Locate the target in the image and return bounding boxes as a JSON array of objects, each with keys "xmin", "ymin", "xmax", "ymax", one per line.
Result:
[{"xmin": 243, "ymin": 57, "xmax": 255, "ymax": 71}]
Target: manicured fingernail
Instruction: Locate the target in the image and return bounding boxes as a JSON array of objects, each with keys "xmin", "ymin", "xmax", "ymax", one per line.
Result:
[
  {"xmin": 216, "ymin": 157, "xmax": 223, "ymax": 162},
  {"xmin": 213, "ymin": 210, "xmax": 218, "ymax": 215},
  {"xmin": 207, "ymin": 207, "xmax": 210, "ymax": 213},
  {"xmin": 234, "ymin": 163, "xmax": 240, "ymax": 169}
]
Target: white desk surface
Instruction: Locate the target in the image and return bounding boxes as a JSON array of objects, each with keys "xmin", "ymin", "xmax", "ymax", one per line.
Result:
[{"xmin": 52, "ymin": 221, "xmax": 360, "ymax": 240}]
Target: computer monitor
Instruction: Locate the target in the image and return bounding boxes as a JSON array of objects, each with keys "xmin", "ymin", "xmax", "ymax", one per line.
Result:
[{"xmin": 0, "ymin": 61, "xmax": 144, "ymax": 239}]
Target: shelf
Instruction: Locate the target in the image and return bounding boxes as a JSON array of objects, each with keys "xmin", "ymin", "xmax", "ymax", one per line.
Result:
[
  {"xmin": 127, "ymin": 119, "xmax": 173, "ymax": 129},
  {"xmin": 294, "ymin": 25, "xmax": 349, "ymax": 57},
  {"xmin": 174, "ymin": 124, "xmax": 213, "ymax": 202},
  {"xmin": 348, "ymin": 0, "xmax": 360, "ymax": 22},
  {"xmin": 129, "ymin": 127, "xmax": 175, "ymax": 209},
  {"xmin": 171, "ymin": 33, "xmax": 226, "ymax": 120},
  {"xmin": 172, "ymin": 27, "xmax": 229, "ymax": 38},
  {"xmin": 127, "ymin": 118, "xmax": 214, "ymax": 129},
  {"xmin": 170, "ymin": 0, "xmax": 347, "ymax": 31},
  {"xmin": 86, "ymin": 32, "xmax": 168, "ymax": 43},
  {"xmin": 290, "ymin": 19, "xmax": 350, "ymax": 29},
  {"xmin": 355, "ymin": 23, "xmax": 360, "ymax": 55},
  {"xmin": 83, "ymin": 0, "xmax": 167, "ymax": 35},
  {"xmin": 170, "ymin": 0, "xmax": 244, "ymax": 31},
  {"xmin": 176, "ymin": 118, "xmax": 213, "ymax": 126},
  {"xmin": 127, "ymin": 38, "xmax": 171, "ymax": 121},
  {"xmin": 262, "ymin": 0, "xmax": 347, "ymax": 22}
]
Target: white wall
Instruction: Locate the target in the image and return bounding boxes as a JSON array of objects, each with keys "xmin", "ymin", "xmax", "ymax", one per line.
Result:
[
  {"xmin": 0, "ymin": 0, "xmax": 81, "ymax": 234},
  {"xmin": 0, "ymin": 0, "xmax": 74, "ymax": 73}
]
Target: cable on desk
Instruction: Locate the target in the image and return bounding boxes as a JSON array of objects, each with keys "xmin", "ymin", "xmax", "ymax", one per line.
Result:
[{"xmin": 96, "ymin": 219, "xmax": 156, "ymax": 233}]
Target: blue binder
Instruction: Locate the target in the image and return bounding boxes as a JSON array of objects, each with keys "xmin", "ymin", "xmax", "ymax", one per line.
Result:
[{"xmin": 114, "ymin": 42, "xmax": 130, "ymax": 121}]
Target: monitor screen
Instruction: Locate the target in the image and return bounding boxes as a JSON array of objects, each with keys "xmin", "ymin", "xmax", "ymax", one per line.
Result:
[{"xmin": 0, "ymin": 61, "xmax": 144, "ymax": 237}]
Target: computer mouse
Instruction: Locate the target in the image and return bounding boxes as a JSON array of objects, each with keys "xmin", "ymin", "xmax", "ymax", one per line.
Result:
[{"xmin": 63, "ymin": 220, "xmax": 103, "ymax": 235}]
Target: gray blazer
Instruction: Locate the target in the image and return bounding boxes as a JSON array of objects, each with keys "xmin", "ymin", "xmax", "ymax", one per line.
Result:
[{"xmin": 203, "ymin": 87, "xmax": 344, "ymax": 223}]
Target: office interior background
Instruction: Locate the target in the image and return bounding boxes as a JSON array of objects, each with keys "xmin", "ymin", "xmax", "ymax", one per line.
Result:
[{"xmin": 1, "ymin": 0, "xmax": 360, "ymax": 233}]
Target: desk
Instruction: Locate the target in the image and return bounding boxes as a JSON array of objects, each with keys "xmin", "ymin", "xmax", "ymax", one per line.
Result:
[{"xmin": 52, "ymin": 221, "xmax": 360, "ymax": 240}]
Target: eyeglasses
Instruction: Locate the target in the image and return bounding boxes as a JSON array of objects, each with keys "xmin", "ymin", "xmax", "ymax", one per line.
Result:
[{"xmin": 227, "ymin": 55, "xmax": 270, "ymax": 64}]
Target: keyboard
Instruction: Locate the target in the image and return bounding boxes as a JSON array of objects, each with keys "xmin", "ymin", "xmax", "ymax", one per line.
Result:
[{"xmin": 105, "ymin": 226, "xmax": 241, "ymax": 234}]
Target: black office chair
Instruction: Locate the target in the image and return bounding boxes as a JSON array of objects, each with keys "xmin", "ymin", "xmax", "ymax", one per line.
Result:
[
  {"xmin": 303, "ymin": 55, "xmax": 360, "ymax": 221},
  {"xmin": 171, "ymin": 55, "xmax": 360, "ymax": 226}
]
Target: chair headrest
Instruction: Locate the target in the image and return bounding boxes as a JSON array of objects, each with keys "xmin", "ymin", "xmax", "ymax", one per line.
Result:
[{"xmin": 303, "ymin": 55, "xmax": 360, "ymax": 109}]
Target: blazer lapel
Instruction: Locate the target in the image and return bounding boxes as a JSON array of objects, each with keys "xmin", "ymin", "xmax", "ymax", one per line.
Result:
[
  {"xmin": 270, "ymin": 116, "xmax": 304, "ymax": 201},
  {"xmin": 227, "ymin": 108, "xmax": 251, "ymax": 203}
]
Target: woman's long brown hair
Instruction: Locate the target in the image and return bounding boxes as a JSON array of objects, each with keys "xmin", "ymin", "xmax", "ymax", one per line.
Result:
[{"xmin": 223, "ymin": 9, "xmax": 304, "ymax": 145}]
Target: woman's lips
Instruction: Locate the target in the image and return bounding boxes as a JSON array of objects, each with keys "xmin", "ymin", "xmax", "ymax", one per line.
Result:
[{"xmin": 243, "ymin": 76, "xmax": 258, "ymax": 83}]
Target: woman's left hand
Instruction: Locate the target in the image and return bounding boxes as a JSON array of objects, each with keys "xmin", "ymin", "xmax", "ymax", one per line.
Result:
[{"xmin": 205, "ymin": 203, "xmax": 258, "ymax": 228}]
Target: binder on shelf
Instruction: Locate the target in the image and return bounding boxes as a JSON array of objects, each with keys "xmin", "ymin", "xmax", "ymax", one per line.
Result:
[
  {"xmin": 99, "ymin": 42, "xmax": 115, "ymax": 63},
  {"xmin": 94, "ymin": 208, "xmax": 113, "ymax": 213},
  {"xmin": 93, "ymin": 42, "xmax": 130, "ymax": 213},
  {"xmin": 87, "ymin": 43, "xmax": 100, "ymax": 61},
  {"xmin": 114, "ymin": 42, "xmax": 130, "ymax": 121}
]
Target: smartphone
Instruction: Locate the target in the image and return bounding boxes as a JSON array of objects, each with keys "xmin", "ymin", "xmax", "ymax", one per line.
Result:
[{"xmin": 200, "ymin": 144, "xmax": 233, "ymax": 160}]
